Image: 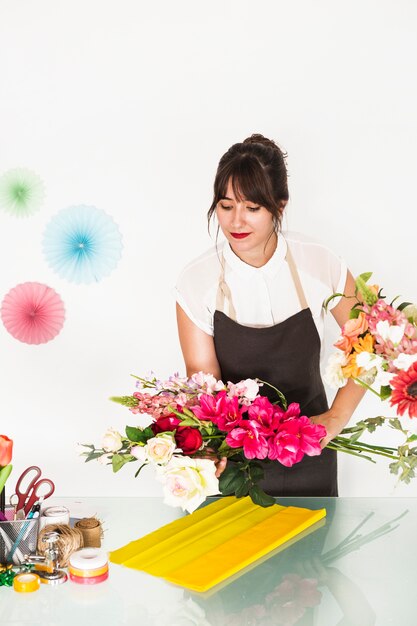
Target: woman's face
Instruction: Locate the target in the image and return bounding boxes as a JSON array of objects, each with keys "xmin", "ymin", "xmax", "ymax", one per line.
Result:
[{"xmin": 215, "ymin": 178, "xmax": 277, "ymax": 264}]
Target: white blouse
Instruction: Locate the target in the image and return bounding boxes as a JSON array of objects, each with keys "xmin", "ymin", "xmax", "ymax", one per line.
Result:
[{"xmin": 175, "ymin": 231, "xmax": 347, "ymax": 344}]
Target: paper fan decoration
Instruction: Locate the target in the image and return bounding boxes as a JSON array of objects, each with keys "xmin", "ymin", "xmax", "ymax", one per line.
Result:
[
  {"xmin": 0, "ymin": 168, "xmax": 45, "ymax": 217},
  {"xmin": 1, "ymin": 282, "xmax": 65, "ymax": 345},
  {"xmin": 42, "ymin": 205, "xmax": 123, "ymax": 284}
]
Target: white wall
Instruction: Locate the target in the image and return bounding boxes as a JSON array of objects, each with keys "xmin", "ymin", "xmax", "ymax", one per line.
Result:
[{"xmin": 0, "ymin": 0, "xmax": 416, "ymax": 498}]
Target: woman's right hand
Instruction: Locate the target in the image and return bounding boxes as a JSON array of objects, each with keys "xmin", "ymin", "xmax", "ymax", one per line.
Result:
[{"xmin": 196, "ymin": 447, "xmax": 228, "ymax": 478}]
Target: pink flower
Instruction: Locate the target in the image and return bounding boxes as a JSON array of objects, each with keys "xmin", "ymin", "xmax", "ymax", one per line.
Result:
[
  {"xmin": 131, "ymin": 392, "xmax": 175, "ymax": 418},
  {"xmin": 247, "ymin": 396, "xmax": 282, "ymax": 431},
  {"xmin": 216, "ymin": 395, "xmax": 245, "ymax": 431},
  {"xmin": 226, "ymin": 421, "xmax": 269, "ymax": 459},
  {"xmin": 268, "ymin": 416, "xmax": 326, "ymax": 467},
  {"xmin": 192, "ymin": 391, "xmax": 227, "ymax": 423}
]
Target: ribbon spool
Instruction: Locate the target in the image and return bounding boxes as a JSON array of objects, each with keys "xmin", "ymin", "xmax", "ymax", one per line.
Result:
[
  {"xmin": 69, "ymin": 548, "xmax": 109, "ymax": 585},
  {"xmin": 13, "ymin": 572, "xmax": 41, "ymax": 593},
  {"xmin": 74, "ymin": 517, "xmax": 103, "ymax": 548},
  {"xmin": 39, "ymin": 506, "xmax": 70, "ymax": 531}
]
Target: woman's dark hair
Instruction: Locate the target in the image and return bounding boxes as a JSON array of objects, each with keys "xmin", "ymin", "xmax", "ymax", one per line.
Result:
[{"xmin": 207, "ymin": 133, "xmax": 289, "ymax": 233}]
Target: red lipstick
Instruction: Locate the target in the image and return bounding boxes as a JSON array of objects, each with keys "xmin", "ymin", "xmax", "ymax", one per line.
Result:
[{"xmin": 231, "ymin": 233, "xmax": 250, "ymax": 239}]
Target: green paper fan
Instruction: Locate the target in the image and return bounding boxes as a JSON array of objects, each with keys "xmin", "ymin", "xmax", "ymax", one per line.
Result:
[{"xmin": 0, "ymin": 167, "xmax": 45, "ymax": 217}]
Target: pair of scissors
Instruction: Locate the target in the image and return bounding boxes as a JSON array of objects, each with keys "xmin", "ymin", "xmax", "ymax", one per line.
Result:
[{"xmin": 13, "ymin": 465, "xmax": 55, "ymax": 516}]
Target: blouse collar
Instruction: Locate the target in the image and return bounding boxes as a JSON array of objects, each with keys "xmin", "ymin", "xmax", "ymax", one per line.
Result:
[{"xmin": 222, "ymin": 231, "xmax": 287, "ymax": 278}]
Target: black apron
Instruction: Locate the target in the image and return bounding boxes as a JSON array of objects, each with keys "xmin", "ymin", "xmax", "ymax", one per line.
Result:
[{"xmin": 213, "ymin": 245, "xmax": 338, "ymax": 497}]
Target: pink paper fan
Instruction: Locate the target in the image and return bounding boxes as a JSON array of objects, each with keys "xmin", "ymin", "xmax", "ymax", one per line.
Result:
[{"xmin": 1, "ymin": 282, "xmax": 65, "ymax": 345}]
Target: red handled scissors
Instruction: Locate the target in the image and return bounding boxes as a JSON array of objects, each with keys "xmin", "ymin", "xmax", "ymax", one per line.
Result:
[{"xmin": 13, "ymin": 465, "xmax": 55, "ymax": 516}]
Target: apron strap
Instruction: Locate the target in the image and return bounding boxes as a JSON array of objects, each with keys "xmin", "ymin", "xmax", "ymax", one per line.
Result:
[
  {"xmin": 285, "ymin": 245, "xmax": 309, "ymax": 310},
  {"xmin": 216, "ymin": 254, "xmax": 237, "ymax": 320}
]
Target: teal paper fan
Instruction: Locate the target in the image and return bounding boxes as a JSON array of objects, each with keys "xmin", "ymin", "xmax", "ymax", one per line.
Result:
[
  {"xmin": 0, "ymin": 168, "xmax": 45, "ymax": 217},
  {"xmin": 42, "ymin": 205, "xmax": 123, "ymax": 284}
]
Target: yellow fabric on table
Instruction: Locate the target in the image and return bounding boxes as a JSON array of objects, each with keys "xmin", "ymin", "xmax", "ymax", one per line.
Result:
[{"xmin": 110, "ymin": 496, "xmax": 326, "ymax": 592}]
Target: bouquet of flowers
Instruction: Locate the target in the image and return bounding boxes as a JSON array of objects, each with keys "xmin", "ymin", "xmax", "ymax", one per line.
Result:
[
  {"xmin": 324, "ymin": 272, "xmax": 417, "ymax": 418},
  {"xmin": 82, "ymin": 374, "xmax": 328, "ymax": 512},
  {"xmin": 82, "ymin": 371, "xmax": 417, "ymax": 512}
]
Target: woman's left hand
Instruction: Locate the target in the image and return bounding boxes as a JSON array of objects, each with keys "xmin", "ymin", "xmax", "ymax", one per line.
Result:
[{"xmin": 310, "ymin": 410, "xmax": 346, "ymax": 448}]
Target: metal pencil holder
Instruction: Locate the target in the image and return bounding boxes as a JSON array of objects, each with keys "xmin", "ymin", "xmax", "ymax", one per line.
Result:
[{"xmin": 0, "ymin": 506, "xmax": 39, "ymax": 565}]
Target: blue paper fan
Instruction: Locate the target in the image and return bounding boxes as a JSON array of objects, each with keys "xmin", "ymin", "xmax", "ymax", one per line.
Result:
[{"xmin": 42, "ymin": 205, "xmax": 123, "ymax": 284}]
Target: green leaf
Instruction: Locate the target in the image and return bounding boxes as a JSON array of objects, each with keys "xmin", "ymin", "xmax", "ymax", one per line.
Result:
[
  {"xmin": 349, "ymin": 307, "xmax": 361, "ymax": 319},
  {"xmin": 389, "ymin": 418, "xmax": 404, "ymax": 431},
  {"xmin": 0, "ymin": 464, "xmax": 13, "ymax": 493},
  {"xmin": 126, "ymin": 426, "xmax": 146, "ymax": 443},
  {"xmin": 181, "ymin": 407, "xmax": 197, "ymax": 419},
  {"xmin": 248, "ymin": 465, "xmax": 265, "ymax": 481},
  {"xmin": 112, "ymin": 454, "xmax": 132, "ymax": 473},
  {"xmin": 358, "ymin": 271, "xmax": 373, "ymax": 283},
  {"xmin": 85, "ymin": 451, "xmax": 105, "ymax": 462},
  {"xmin": 234, "ymin": 481, "xmax": 250, "ymax": 498},
  {"xmin": 397, "ymin": 301, "xmax": 412, "ymax": 311},
  {"xmin": 178, "ymin": 417, "xmax": 198, "ymax": 427},
  {"xmin": 248, "ymin": 485, "xmax": 275, "ymax": 507},
  {"xmin": 219, "ymin": 464, "xmax": 245, "ymax": 495},
  {"xmin": 380, "ymin": 386, "xmax": 392, "ymax": 401}
]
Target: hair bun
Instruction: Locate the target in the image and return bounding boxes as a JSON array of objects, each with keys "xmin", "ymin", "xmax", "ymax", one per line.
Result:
[{"xmin": 242, "ymin": 133, "xmax": 283, "ymax": 155}]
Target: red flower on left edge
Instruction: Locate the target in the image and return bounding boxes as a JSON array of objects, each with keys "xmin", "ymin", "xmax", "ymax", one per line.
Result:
[
  {"xmin": 390, "ymin": 362, "xmax": 417, "ymax": 418},
  {"xmin": 0, "ymin": 435, "xmax": 13, "ymax": 466}
]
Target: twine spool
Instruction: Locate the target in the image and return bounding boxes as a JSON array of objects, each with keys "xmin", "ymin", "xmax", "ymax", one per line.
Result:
[
  {"xmin": 37, "ymin": 524, "xmax": 84, "ymax": 568},
  {"xmin": 74, "ymin": 518, "xmax": 103, "ymax": 548}
]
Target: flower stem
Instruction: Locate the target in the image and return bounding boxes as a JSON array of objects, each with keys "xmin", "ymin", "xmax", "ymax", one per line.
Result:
[{"xmin": 352, "ymin": 377, "xmax": 383, "ymax": 398}]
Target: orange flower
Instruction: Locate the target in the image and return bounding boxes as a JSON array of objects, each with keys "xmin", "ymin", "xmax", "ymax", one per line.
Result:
[
  {"xmin": 342, "ymin": 312, "xmax": 368, "ymax": 340},
  {"xmin": 352, "ymin": 332, "xmax": 375, "ymax": 354},
  {"xmin": 334, "ymin": 335, "xmax": 354, "ymax": 355},
  {"xmin": 341, "ymin": 353, "xmax": 362, "ymax": 379}
]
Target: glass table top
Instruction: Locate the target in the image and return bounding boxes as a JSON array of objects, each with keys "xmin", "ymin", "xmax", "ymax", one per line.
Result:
[{"xmin": 1, "ymin": 496, "xmax": 416, "ymax": 625}]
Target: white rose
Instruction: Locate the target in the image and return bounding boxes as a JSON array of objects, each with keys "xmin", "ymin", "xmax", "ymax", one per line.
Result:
[
  {"xmin": 156, "ymin": 456, "xmax": 219, "ymax": 513},
  {"xmin": 102, "ymin": 428, "xmax": 123, "ymax": 452},
  {"xmin": 323, "ymin": 352, "xmax": 348, "ymax": 388},
  {"xmin": 130, "ymin": 445, "xmax": 148, "ymax": 461},
  {"xmin": 145, "ymin": 433, "xmax": 177, "ymax": 465}
]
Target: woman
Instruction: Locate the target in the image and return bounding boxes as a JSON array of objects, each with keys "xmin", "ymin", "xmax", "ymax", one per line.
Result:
[{"xmin": 175, "ymin": 134, "xmax": 365, "ymax": 496}]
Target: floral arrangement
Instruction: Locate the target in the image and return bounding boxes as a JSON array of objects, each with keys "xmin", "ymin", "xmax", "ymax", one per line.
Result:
[
  {"xmin": 82, "ymin": 368, "xmax": 417, "ymax": 513},
  {"xmin": 324, "ymin": 272, "xmax": 417, "ymax": 419},
  {"xmin": 82, "ymin": 374, "xmax": 328, "ymax": 512}
]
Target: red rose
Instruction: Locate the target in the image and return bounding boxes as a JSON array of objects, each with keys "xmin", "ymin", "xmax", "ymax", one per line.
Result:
[
  {"xmin": 0, "ymin": 435, "xmax": 13, "ymax": 466},
  {"xmin": 151, "ymin": 415, "xmax": 181, "ymax": 434},
  {"xmin": 175, "ymin": 426, "xmax": 203, "ymax": 455}
]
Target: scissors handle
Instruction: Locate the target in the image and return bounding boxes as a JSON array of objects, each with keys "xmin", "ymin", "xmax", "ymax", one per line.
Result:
[
  {"xmin": 15, "ymin": 466, "xmax": 55, "ymax": 515},
  {"xmin": 24, "ymin": 479, "xmax": 55, "ymax": 515}
]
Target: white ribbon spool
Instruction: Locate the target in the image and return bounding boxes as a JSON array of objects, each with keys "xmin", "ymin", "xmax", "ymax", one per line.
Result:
[
  {"xmin": 69, "ymin": 548, "xmax": 108, "ymax": 570},
  {"xmin": 39, "ymin": 506, "xmax": 70, "ymax": 531}
]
